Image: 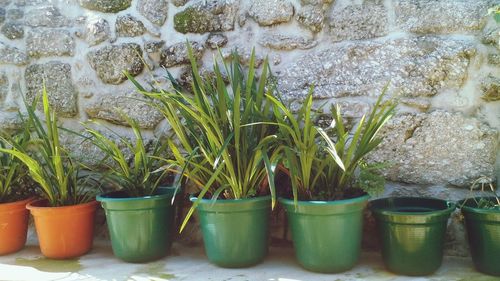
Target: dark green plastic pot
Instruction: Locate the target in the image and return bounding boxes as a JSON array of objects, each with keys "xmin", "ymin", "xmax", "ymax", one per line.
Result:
[
  {"xmin": 97, "ymin": 187, "xmax": 177, "ymax": 263},
  {"xmin": 191, "ymin": 196, "xmax": 270, "ymax": 268},
  {"xmin": 370, "ymin": 197, "xmax": 455, "ymax": 276},
  {"xmin": 459, "ymin": 197, "xmax": 500, "ymax": 276},
  {"xmin": 279, "ymin": 195, "xmax": 369, "ymax": 273}
]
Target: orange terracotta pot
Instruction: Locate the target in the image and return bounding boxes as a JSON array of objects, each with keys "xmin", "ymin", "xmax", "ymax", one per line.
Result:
[
  {"xmin": 0, "ymin": 198, "xmax": 33, "ymax": 255},
  {"xmin": 26, "ymin": 199, "xmax": 99, "ymax": 259}
]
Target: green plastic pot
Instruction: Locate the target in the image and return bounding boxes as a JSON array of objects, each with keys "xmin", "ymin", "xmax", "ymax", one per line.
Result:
[
  {"xmin": 279, "ymin": 195, "xmax": 369, "ymax": 273},
  {"xmin": 192, "ymin": 196, "xmax": 270, "ymax": 268},
  {"xmin": 370, "ymin": 197, "xmax": 455, "ymax": 276},
  {"xmin": 459, "ymin": 197, "xmax": 500, "ymax": 276},
  {"xmin": 97, "ymin": 187, "xmax": 177, "ymax": 263}
]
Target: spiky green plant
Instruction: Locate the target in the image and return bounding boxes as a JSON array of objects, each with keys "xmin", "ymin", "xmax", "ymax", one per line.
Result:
[
  {"xmin": 83, "ymin": 115, "xmax": 171, "ymax": 197},
  {"xmin": 268, "ymin": 86, "xmax": 396, "ymax": 201},
  {"xmin": 128, "ymin": 46, "xmax": 281, "ymax": 231},
  {"xmin": 0, "ymin": 128, "xmax": 31, "ymax": 203},
  {"xmin": 0, "ymin": 88, "xmax": 95, "ymax": 206}
]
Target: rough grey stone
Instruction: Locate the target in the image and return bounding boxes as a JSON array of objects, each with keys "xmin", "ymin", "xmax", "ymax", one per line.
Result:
[
  {"xmin": 25, "ymin": 62, "xmax": 77, "ymax": 117},
  {"xmin": 24, "ymin": 6, "xmax": 70, "ymax": 27},
  {"xmin": 14, "ymin": 0, "xmax": 47, "ymax": 5},
  {"xmin": 329, "ymin": 3, "xmax": 388, "ymax": 42},
  {"xmin": 0, "ymin": 0, "xmax": 10, "ymax": 6},
  {"xmin": 116, "ymin": 14, "xmax": 146, "ymax": 37},
  {"xmin": 174, "ymin": 0, "xmax": 238, "ymax": 34},
  {"xmin": 395, "ymin": 0, "xmax": 489, "ymax": 34},
  {"xmin": 482, "ymin": 27, "xmax": 499, "ymax": 47},
  {"xmin": 249, "ymin": 0, "xmax": 294, "ymax": 26},
  {"xmin": 78, "ymin": 0, "xmax": 131, "ymax": 13},
  {"xmin": 76, "ymin": 18, "xmax": 110, "ymax": 46},
  {"xmin": 172, "ymin": 0, "xmax": 189, "ymax": 6},
  {"xmin": 0, "ymin": 72, "xmax": 7, "ymax": 103},
  {"xmin": 300, "ymin": 0, "xmax": 333, "ymax": 5},
  {"xmin": 0, "ymin": 8, "xmax": 5, "ymax": 24},
  {"xmin": 0, "ymin": 112, "xmax": 23, "ymax": 131},
  {"xmin": 144, "ymin": 40, "xmax": 165, "ymax": 53},
  {"xmin": 27, "ymin": 29, "xmax": 74, "ymax": 57},
  {"xmin": 296, "ymin": 4, "xmax": 324, "ymax": 32},
  {"xmin": 481, "ymin": 75, "xmax": 500, "ymax": 102},
  {"xmin": 277, "ymin": 37, "xmax": 475, "ymax": 99},
  {"xmin": 0, "ymin": 42, "xmax": 28, "ymax": 65},
  {"xmin": 6, "ymin": 9, "xmax": 23, "ymax": 20},
  {"xmin": 160, "ymin": 41, "xmax": 204, "ymax": 68},
  {"xmin": 400, "ymin": 97, "xmax": 431, "ymax": 111},
  {"xmin": 87, "ymin": 43, "xmax": 144, "ymax": 85},
  {"xmin": 258, "ymin": 33, "xmax": 317, "ymax": 50},
  {"xmin": 1, "ymin": 21, "xmax": 23, "ymax": 39},
  {"xmin": 206, "ymin": 33, "xmax": 228, "ymax": 49},
  {"xmin": 85, "ymin": 91, "xmax": 164, "ymax": 129},
  {"xmin": 137, "ymin": 0, "xmax": 168, "ymax": 26},
  {"xmin": 367, "ymin": 111, "xmax": 498, "ymax": 187},
  {"xmin": 488, "ymin": 54, "xmax": 500, "ymax": 66},
  {"xmin": 221, "ymin": 46, "xmax": 264, "ymax": 67}
]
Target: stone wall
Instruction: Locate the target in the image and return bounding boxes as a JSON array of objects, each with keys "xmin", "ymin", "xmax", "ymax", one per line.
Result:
[{"xmin": 0, "ymin": 0, "xmax": 499, "ymax": 255}]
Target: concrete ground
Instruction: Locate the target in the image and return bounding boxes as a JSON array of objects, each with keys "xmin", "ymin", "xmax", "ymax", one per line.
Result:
[{"xmin": 0, "ymin": 240, "xmax": 498, "ymax": 281}]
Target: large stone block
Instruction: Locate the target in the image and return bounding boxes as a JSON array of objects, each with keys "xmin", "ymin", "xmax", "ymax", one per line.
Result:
[
  {"xmin": 0, "ymin": 42, "xmax": 28, "ymax": 65},
  {"xmin": 258, "ymin": 33, "xmax": 317, "ymax": 50},
  {"xmin": 115, "ymin": 14, "xmax": 146, "ymax": 37},
  {"xmin": 87, "ymin": 43, "xmax": 144, "ymax": 84},
  {"xmin": 78, "ymin": 0, "xmax": 131, "ymax": 13},
  {"xmin": 0, "ymin": 72, "xmax": 7, "ymax": 103},
  {"xmin": 25, "ymin": 62, "xmax": 77, "ymax": 117},
  {"xmin": 84, "ymin": 91, "xmax": 164, "ymax": 129},
  {"xmin": 160, "ymin": 41, "xmax": 204, "ymax": 68},
  {"xmin": 1, "ymin": 21, "xmax": 24, "ymax": 39},
  {"xmin": 277, "ymin": 37, "xmax": 474, "ymax": 99},
  {"xmin": 328, "ymin": 3, "xmax": 388, "ymax": 42},
  {"xmin": 26, "ymin": 29, "xmax": 74, "ymax": 57},
  {"xmin": 395, "ymin": 0, "xmax": 489, "ymax": 34},
  {"xmin": 24, "ymin": 6, "xmax": 71, "ymax": 27},
  {"xmin": 75, "ymin": 18, "xmax": 111, "ymax": 46},
  {"xmin": 174, "ymin": 0, "xmax": 238, "ymax": 34},
  {"xmin": 248, "ymin": 0, "xmax": 294, "ymax": 26},
  {"xmin": 296, "ymin": 4, "xmax": 324, "ymax": 32},
  {"xmin": 137, "ymin": 0, "xmax": 168, "ymax": 26},
  {"xmin": 367, "ymin": 111, "xmax": 498, "ymax": 187}
]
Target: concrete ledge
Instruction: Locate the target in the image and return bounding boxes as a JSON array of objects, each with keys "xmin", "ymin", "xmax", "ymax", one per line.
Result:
[{"xmin": 0, "ymin": 239, "xmax": 495, "ymax": 281}]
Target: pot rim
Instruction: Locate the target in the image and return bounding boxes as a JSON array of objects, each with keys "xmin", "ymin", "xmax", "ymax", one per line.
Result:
[
  {"xmin": 97, "ymin": 186, "xmax": 178, "ymax": 202},
  {"xmin": 190, "ymin": 195, "xmax": 271, "ymax": 204},
  {"xmin": 370, "ymin": 196, "xmax": 456, "ymax": 216},
  {"xmin": 458, "ymin": 196, "xmax": 500, "ymax": 215},
  {"xmin": 26, "ymin": 199, "xmax": 99, "ymax": 212},
  {"xmin": 278, "ymin": 194, "xmax": 370, "ymax": 206},
  {"xmin": 0, "ymin": 197, "xmax": 35, "ymax": 210}
]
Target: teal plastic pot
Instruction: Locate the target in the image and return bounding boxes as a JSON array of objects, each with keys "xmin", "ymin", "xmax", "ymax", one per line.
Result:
[
  {"xmin": 459, "ymin": 197, "xmax": 500, "ymax": 276},
  {"xmin": 370, "ymin": 197, "xmax": 455, "ymax": 276},
  {"xmin": 279, "ymin": 195, "xmax": 369, "ymax": 273},
  {"xmin": 97, "ymin": 187, "xmax": 177, "ymax": 263},
  {"xmin": 192, "ymin": 196, "xmax": 270, "ymax": 268}
]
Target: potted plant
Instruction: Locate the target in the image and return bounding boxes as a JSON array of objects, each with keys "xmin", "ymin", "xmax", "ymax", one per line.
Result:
[
  {"xmin": 370, "ymin": 197, "xmax": 455, "ymax": 276},
  {"xmin": 0, "ymin": 128, "xmax": 35, "ymax": 255},
  {"xmin": 458, "ymin": 177, "xmax": 500, "ymax": 276},
  {"xmin": 271, "ymin": 88, "xmax": 396, "ymax": 273},
  {"xmin": 129, "ymin": 48, "xmax": 280, "ymax": 267},
  {"xmin": 0, "ymin": 89, "xmax": 99, "ymax": 259},
  {"xmin": 89, "ymin": 115, "xmax": 177, "ymax": 263}
]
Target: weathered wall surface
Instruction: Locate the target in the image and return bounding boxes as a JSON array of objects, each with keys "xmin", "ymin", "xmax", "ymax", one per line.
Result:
[{"xmin": 0, "ymin": 0, "xmax": 499, "ymax": 255}]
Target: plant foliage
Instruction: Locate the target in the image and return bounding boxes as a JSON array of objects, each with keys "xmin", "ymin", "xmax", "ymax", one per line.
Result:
[
  {"xmin": 129, "ymin": 45, "xmax": 281, "ymax": 231},
  {"xmin": 84, "ymin": 114, "xmax": 171, "ymax": 197},
  {"xmin": 269, "ymin": 86, "xmax": 396, "ymax": 201},
  {"xmin": 0, "ymin": 88, "xmax": 95, "ymax": 206}
]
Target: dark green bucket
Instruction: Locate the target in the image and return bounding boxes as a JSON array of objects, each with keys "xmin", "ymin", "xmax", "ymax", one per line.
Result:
[
  {"xmin": 279, "ymin": 195, "xmax": 369, "ymax": 273},
  {"xmin": 459, "ymin": 197, "xmax": 500, "ymax": 276},
  {"xmin": 191, "ymin": 196, "xmax": 270, "ymax": 268},
  {"xmin": 370, "ymin": 197, "xmax": 455, "ymax": 276},
  {"xmin": 97, "ymin": 187, "xmax": 177, "ymax": 263}
]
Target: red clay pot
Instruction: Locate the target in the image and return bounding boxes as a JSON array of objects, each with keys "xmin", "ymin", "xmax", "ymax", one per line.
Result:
[
  {"xmin": 26, "ymin": 199, "xmax": 99, "ymax": 259},
  {"xmin": 0, "ymin": 198, "xmax": 33, "ymax": 255}
]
